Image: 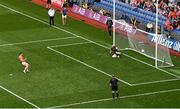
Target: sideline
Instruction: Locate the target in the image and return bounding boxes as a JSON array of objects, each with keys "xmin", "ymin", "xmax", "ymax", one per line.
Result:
[
  {"xmin": 48, "ymin": 88, "xmax": 180, "ymax": 108},
  {"xmin": 0, "ymin": 85, "xmax": 40, "ymax": 109},
  {"xmin": 0, "ymin": 3, "xmax": 179, "ymax": 83},
  {"xmin": 0, "ymin": 37, "xmax": 76, "ymax": 47}
]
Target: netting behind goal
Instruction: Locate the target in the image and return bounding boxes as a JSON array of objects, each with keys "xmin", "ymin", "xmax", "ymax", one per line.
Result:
[{"xmin": 114, "ymin": 20, "xmax": 174, "ymax": 67}]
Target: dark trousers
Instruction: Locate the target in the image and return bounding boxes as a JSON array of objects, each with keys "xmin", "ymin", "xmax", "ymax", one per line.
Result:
[
  {"xmin": 108, "ymin": 27, "xmax": 112, "ymax": 36},
  {"xmin": 49, "ymin": 16, "xmax": 54, "ymax": 26},
  {"xmin": 146, "ymin": 27, "xmax": 153, "ymax": 32}
]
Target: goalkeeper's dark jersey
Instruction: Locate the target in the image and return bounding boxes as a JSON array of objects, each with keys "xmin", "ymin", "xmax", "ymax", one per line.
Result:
[{"xmin": 111, "ymin": 46, "xmax": 118, "ymax": 54}]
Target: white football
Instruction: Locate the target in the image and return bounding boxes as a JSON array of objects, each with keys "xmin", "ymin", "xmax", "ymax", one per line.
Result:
[{"xmin": 141, "ymin": 49, "xmax": 144, "ymax": 52}]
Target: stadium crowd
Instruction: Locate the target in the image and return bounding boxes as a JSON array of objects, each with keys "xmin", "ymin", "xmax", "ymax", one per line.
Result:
[
  {"xmin": 46, "ymin": 0, "xmax": 179, "ymax": 38},
  {"xmin": 129, "ymin": 0, "xmax": 180, "ymax": 30}
]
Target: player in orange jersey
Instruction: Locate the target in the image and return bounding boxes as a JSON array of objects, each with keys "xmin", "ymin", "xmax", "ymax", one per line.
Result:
[{"xmin": 18, "ymin": 52, "xmax": 30, "ymax": 73}]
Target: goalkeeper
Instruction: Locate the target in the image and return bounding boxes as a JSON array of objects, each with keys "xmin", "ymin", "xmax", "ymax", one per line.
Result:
[{"xmin": 110, "ymin": 45, "xmax": 121, "ymax": 58}]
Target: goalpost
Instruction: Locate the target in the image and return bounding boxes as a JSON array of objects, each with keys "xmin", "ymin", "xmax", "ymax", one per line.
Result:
[{"xmin": 112, "ymin": 0, "xmax": 174, "ymax": 68}]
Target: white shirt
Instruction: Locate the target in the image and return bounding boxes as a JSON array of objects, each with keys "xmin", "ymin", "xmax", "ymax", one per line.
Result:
[{"xmin": 48, "ymin": 9, "xmax": 55, "ymax": 17}]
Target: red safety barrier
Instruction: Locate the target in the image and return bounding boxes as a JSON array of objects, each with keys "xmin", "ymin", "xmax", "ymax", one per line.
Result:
[
  {"xmin": 31, "ymin": 0, "xmax": 107, "ymax": 30},
  {"xmin": 31, "ymin": 0, "xmax": 180, "ymax": 57}
]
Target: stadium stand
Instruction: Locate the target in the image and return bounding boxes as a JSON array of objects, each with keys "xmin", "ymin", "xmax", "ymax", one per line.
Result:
[
  {"xmin": 93, "ymin": 0, "xmax": 180, "ymax": 38},
  {"xmin": 31, "ymin": 0, "xmax": 180, "ymax": 56}
]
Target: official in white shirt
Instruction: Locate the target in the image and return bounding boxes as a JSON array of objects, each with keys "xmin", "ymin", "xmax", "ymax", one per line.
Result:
[{"xmin": 48, "ymin": 7, "xmax": 55, "ymax": 26}]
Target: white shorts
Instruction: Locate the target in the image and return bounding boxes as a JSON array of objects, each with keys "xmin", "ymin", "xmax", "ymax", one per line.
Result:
[
  {"xmin": 62, "ymin": 14, "xmax": 67, "ymax": 19},
  {"xmin": 22, "ymin": 62, "xmax": 29, "ymax": 66}
]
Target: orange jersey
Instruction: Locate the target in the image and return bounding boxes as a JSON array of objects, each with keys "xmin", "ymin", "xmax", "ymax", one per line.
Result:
[
  {"xmin": 18, "ymin": 54, "xmax": 25, "ymax": 62},
  {"xmin": 169, "ymin": 11, "xmax": 177, "ymax": 19}
]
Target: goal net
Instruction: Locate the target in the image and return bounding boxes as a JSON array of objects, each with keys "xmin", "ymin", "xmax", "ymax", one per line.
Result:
[{"xmin": 113, "ymin": 0, "xmax": 174, "ymax": 67}]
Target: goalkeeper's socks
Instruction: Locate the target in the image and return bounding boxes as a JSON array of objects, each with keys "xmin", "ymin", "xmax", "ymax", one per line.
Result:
[{"xmin": 112, "ymin": 93, "xmax": 115, "ymax": 98}]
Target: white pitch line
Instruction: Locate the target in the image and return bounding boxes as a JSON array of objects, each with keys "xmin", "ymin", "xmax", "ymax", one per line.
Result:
[
  {"xmin": 0, "ymin": 3, "xmax": 178, "ymax": 109},
  {"xmin": 131, "ymin": 78, "xmax": 180, "ymax": 86},
  {"xmin": 0, "ymin": 37, "xmax": 76, "ymax": 47},
  {"xmin": 48, "ymin": 88, "xmax": 180, "ymax": 108},
  {"xmin": 49, "ymin": 43, "xmax": 180, "ymax": 86},
  {"xmin": 123, "ymin": 53, "xmax": 180, "ymax": 78},
  {"xmin": 47, "ymin": 47, "xmax": 132, "ymax": 86},
  {"xmin": 0, "ymin": 85, "xmax": 40, "ymax": 109},
  {"xmin": 49, "ymin": 42, "xmax": 92, "ymax": 48},
  {"xmin": 0, "ymin": 3, "xmax": 179, "ymax": 83}
]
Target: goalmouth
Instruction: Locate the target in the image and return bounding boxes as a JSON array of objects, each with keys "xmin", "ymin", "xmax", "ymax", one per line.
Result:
[{"xmin": 112, "ymin": 0, "xmax": 174, "ymax": 68}]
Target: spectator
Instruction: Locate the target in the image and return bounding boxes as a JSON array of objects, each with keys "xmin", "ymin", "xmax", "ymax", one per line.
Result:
[
  {"xmin": 82, "ymin": 2, "xmax": 88, "ymax": 8},
  {"xmin": 104, "ymin": 11, "xmax": 111, "ymax": 17},
  {"xmin": 177, "ymin": 8, "xmax": 180, "ymax": 16},
  {"xmin": 160, "ymin": 2, "xmax": 168, "ymax": 10},
  {"xmin": 130, "ymin": 16, "xmax": 137, "ymax": 26},
  {"xmin": 146, "ymin": 22, "xmax": 154, "ymax": 32},
  {"xmin": 164, "ymin": 0, "xmax": 169, "ymax": 5},
  {"xmin": 151, "ymin": 4, "xmax": 156, "ymax": 12},
  {"xmin": 46, "ymin": 0, "xmax": 51, "ymax": 9},
  {"xmin": 168, "ymin": 8, "xmax": 177, "ymax": 19},
  {"xmin": 159, "ymin": 8, "xmax": 166, "ymax": 16},
  {"xmin": 165, "ymin": 18, "xmax": 173, "ymax": 30},
  {"xmin": 139, "ymin": 0, "xmax": 145, "ymax": 9},
  {"xmin": 167, "ymin": 33, "xmax": 172, "ymax": 39},
  {"xmin": 177, "ymin": 18, "xmax": 180, "ymax": 29},
  {"xmin": 88, "ymin": 7, "xmax": 93, "ymax": 11},
  {"xmin": 172, "ymin": 19, "xmax": 178, "ymax": 29},
  {"xmin": 99, "ymin": 9, "xmax": 105, "ymax": 15},
  {"xmin": 119, "ymin": 0, "xmax": 125, "ymax": 3},
  {"xmin": 130, "ymin": 0, "xmax": 138, "ymax": 7},
  {"xmin": 144, "ymin": 0, "xmax": 153, "ymax": 11}
]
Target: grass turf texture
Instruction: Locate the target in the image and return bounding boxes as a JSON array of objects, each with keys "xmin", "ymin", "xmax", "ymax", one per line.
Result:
[{"xmin": 0, "ymin": 0, "xmax": 180, "ymax": 108}]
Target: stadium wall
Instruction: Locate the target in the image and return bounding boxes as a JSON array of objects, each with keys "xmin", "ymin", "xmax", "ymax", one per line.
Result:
[
  {"xmin": 31, "ymin": 0, "xmax": 180, "ymax": 57},
  {"xmin": 31, "ymin": 0, "xmax": 107, "ymax": 30}
]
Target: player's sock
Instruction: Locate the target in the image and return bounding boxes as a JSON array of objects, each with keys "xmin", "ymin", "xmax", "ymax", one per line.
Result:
[
  {"xmin": 23, "ymin": 70, "xmax": 26, "ymax": 73},
  {"xmin": 116, "ymin": 93, "xmax": 119, "ymax": 98},
  {"xmin": 27, "ymin": 69, "xmax": 29, "ymax": 72},
  {"xmin": 112, "ymin": 93, "xmax": 115, "ymax": 98}
]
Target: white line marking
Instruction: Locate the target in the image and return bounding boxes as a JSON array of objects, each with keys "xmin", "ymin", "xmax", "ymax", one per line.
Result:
[
  {"xmin": 0, "ymin": 85, "xmax": 40, "ymax": 109},
  {"xmin": 0, "ymin": 37, "xmax": 76, "ymax": 47},
  {"xmin": 49, "ymin": 43, "xmax": 179, "ymax": 86},
  {"xmin": 131, "ymin": 78, "xmax": 180, "ymax": 86},
  {"xmin": 49, "ymin": 42, "xmax": 92, "ymax": 48},
  {"xmin": 129, "ymin": 48, "xmax": 174, "ymax": 67},
  {"xmin": 47, "ymin": 47, "xmax": 132, "ymax": 86},
  {"xmin": 0, "ymin": 3, "xmax": 178, "ymax": 108},
  {"xmin": 123, "ymin": 53, "xmax": 180, "ymax": 78},
  {"xmin": 0, "ymin": 3, "xmax": 108, "ymax": 49},
  {"xmin": 0, "ymin": 3, "xmax": 178, "ymax": 83},
  {"xmin": 48, "ymin": 88, "xmax": 180, "ymax": 108}
]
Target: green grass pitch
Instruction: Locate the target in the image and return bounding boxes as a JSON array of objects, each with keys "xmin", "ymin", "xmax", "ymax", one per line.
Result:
[{"xmin": 0, "ymin": 0, "xmax": 180, "ymax": 108}]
